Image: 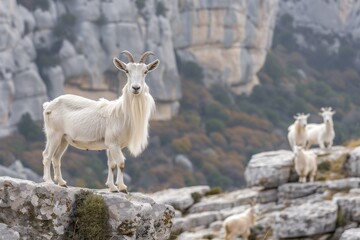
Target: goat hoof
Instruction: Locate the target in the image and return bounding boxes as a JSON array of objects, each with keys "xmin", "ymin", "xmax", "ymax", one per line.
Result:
[{"xmin": 120, "ymin": 189, "xmax": 128, "ymax": 194}]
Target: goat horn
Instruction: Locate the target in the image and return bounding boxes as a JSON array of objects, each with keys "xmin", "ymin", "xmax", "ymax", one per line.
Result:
[
  {"xmin": 139, "ymin": 51, "xmax": 154, "ymax": 63},
  {"xmin": 121, "ymin": 50, "xmax": 135, "ymax": 63}
]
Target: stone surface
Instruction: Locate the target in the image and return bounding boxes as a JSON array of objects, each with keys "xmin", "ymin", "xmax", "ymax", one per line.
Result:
[
  {"xmin": 0, "ymin": 177, "xmax": 175, "ymax": 240},
  {"xmin": 188, "ymin": 188, "xmax": 257, "ymax": 213},
  {"xmin": 341, "ymin": 228, "xmax": 360, "ymax": 240},
  {"xmin": 149, "ymin": 186, "xmax": 210, "ymax": 212},
  {"xmin": 0, "ymin": 223, "xmax": 20, "ymax": 240},
  {"xmin": 274, "ymin": 201, "xmax": 338, "ymax": 238},
  {"xmin": 278, "ymin": 182, "xmax": 325, "ymax": 203},
  {"xmin": 345, "ymin": 147, "xmax": 360, "ymax": 177},
  {"xmin": 245, "ymin": 150, "xmax": 294, "ymax": 188}
]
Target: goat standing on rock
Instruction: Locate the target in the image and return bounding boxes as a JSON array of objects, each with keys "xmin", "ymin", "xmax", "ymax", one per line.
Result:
[
  {"xmin": 42, "ymin": 51, "xmax": 159, "ymax": 193},
  {"xmin": 306, "ymin": 107, "xmax": 335, "ymax": 151},
  {"xmin": 293, "ymin": 146, "xmax": 317, "ymax": 183},
  {"xmin": 223, "ymin": 205, "xmax": 257, "ymax": 240},
  {"xmin": 287, "ymin": 113, "xmax": 310, "ymax": 150}
]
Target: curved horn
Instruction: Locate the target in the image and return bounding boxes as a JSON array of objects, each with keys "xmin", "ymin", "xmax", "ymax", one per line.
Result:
[
  {"xmin": 139, "ymin": 51, "xmax": 154, "ymax": 63},
  {"xmin": 121, "ymin": 50, "xmax": 135, "ymax": 63}
]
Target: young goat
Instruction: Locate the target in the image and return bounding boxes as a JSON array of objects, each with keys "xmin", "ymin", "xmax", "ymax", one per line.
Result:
[
  {"xmin": 42, "ymin": 51, "xmax": 159, "ymax": 192},
  {"xmin": 293, "ymin": 146, "xmax": 317, "ymax": 183},
  {"xmin": 287, "ymin": 113, "xmax": 310, "ymax": 150},
  {"xmin": 223, "ymin": 205, "xmax": 257, "ymax": 240},
  {"xmin": 306, "ymin": 107, "xmax": 335, "ymax": 150}
]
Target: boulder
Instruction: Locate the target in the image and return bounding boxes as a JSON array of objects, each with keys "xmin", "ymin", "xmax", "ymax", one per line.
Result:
[
  {"xmin": 245, "ymin": 150, "xmax": 294, "ymax": 188},
  {"xmin": 333, "ymin": 191, "xmax": 360, "ymax": 223},
  {"xmin": 0, "ymin": 177, "xmax": 174, "ymax": 240},
  {"xmin": 274, "ymin": 201, "xmax": 338, "ymax": 238},
  {"xmin": 345, "ymin": 147, "xmax": 360, "ymax": 177},
  {"xmin": 341, "ymin": 228, "xmax": 360, "ymax": 240}
]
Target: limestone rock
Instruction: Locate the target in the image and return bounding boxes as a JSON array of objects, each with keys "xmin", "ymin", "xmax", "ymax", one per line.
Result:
[
  {"xmin": 341, "ymin": 228, "xmax": 360, "ymax": 240},
  {"xmin": 278, "ymin": 182, "xmax": 325, "ymax": 203},
  {"xmin": 150, "ymin": 186, "xmax": 210, "ymax": 212},
  {"xmin": 333, "ymin": 191, "xmax": 360, "ymax": 223},
  {"xmin": 257, "ymin": 189, "xmax": 278, "ymax": 204},
  {"xmin": 245, "ymin": 150, "xmax": 294, "ymax": 188},
  {"xmin": 42, "ymin": 66, "xmax": 65, "ymax": 99},
  {"xmin": 8, "ymin": 161, "xmax": 42, "ymax": 183},
  {"xmin": 188, "ymin": 189, "xmax": 258, "ymax": 214},
  {"xmin": 345, "ymin": 147, "xmax": 360, "ymax": 177},
  {"xmin": 0, "ymin": 223, "xmax": 19, "ymax": 240},
  {"xmin": 0, "ymin": 177, "xmax": 175, "ymax": 240},
  {"xmin": 174, "ymin": 154, "xmax": 193, "ymax": 172},
  {"xmin": 274, "ymin": 201, "xmax": 338, "ymax": 238}
]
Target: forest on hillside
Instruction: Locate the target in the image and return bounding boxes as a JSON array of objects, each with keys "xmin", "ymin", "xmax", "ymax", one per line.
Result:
[{"xmin": 1, "ymin": 14, "xmax": 360, "ymax": 192}]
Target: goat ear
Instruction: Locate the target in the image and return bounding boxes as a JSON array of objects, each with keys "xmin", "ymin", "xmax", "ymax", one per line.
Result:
[
  {"xmin": 113, "ymin": 57, "xmax": 127, "ymax": 72},
  {"xmin": 147, "ymin": 59, "xmax": 160, "ymax": 72}
]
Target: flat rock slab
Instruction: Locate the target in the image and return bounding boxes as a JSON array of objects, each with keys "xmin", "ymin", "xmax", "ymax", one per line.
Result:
[
  {"xmin": 345, "ymin": 147, "xmax": 360, "ymax": 177},
  {"xmin": 0, "ymin": 177, "xmax": 174, "ymax": 240},
  {"xmin": 149, "ymin": 186, "xmax": 210, "ymax": 212},
  {"xmin": 245, "ymin": 150, "xmax": 294, "ymax": 188},
  {"xmin": 188, "ymin": 188, "xmax": 258, "ymax": 214},
  {"xmin": 341, "ymin": 228, "xmax": 360, "ymax": 240},
  {"xmin": 274, "ymin": 201, "xmax": 338, "ymax": 238},
  {"xmin": 278, "ymin": 182, "xmax": 325, "ymax": 203}
]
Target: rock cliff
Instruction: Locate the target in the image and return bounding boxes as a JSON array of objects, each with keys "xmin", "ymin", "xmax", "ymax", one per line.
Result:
[
  {"xmin": 0, "ymin": 0, "xmax": 279, "ymax": 137},
  {"xmin": 0, "ymin": 176, "xmax": 174, "ymax": 239}
]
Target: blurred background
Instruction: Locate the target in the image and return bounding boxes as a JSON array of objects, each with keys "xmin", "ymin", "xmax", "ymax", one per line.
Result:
[{"xmin": 0, "ymin": 0, "xmax": 360, "ymax": 192}]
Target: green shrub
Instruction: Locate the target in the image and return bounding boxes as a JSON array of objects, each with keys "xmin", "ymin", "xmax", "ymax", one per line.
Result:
[
  {"xmin": 135, "ymin": 0, "xmax": 146, "ymax": 10},
  {"xmin": 156, "ymin": 1, "xmax": 167, "ymax": 17},
  {"xmin": 205, "ymin": 187, "xmax": 222, "ymax": 196},
  {"xmin": 263, "ymin": 52, "xmax": 285, "ymax": 83},
  {"xmin": 53, "ymin": 13, "xmax": 77, "ymax": 42},
  {"xmin": 204, "ymin": 103, "xmax": 230, "ymax": 122},
  {"xmin": 191, "ymin": 192, "xmax": 202, "ymax": 204},
  {"xmin": 205, "ymin": 119, "xmax": 225, "ymax": 134},
  {"xmin": 178, "ymin": 61, "xmax": 204, "ymax": 84},
  {"xmin": 65, "ymin": 191, "xmax": 111, "ymax": 240},
  {"xmin": 318, "ymin": 161, "xmax": 331, "ymax": 172},
  {"xmin": 17, "ymin": 113, "xmax": 44, "ymax": 142}
]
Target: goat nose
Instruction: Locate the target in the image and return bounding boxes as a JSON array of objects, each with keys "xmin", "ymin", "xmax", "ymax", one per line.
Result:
[{"xmin": 132, "ymin": 85, "xmax": 140, "ymax": 91}]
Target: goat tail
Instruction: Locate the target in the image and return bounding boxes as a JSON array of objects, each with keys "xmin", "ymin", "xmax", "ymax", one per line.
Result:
[{"xmin": 43, "ymin": 101, "xmax": 50, "ymax": 110}]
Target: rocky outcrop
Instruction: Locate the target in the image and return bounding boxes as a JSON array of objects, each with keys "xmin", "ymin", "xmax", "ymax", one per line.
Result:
[
  {"xmin": 245, "ymin": 150, "xmax": 294, "ymax": 188},
  {"xmin": 341, "ymin": 228, "xmax": 360, "ymax": 240},
  {"xmin": 0, "ymin": 0, "xmax": 281, "ymax": 136},
  {"xmin": 274, "ymin": 201, "xmax": 338, "ymax": 238},
  {"xmin": 173, "ymin": 0, "xmax": 279, "ymax": 94},
  {"xmin": 163, "ymin": 146, "xmax": 360, "ymax": 239},
  {"xmin": 0, "ymin": 160, "xmax": 42, "ymax": 183},
  {"xmin": 345, "ymin": 147, "xmax": 360, "ymax": 177},
  {"xmin": 0, "ymin": 176, "xmax": 174, "ymax": 239}
]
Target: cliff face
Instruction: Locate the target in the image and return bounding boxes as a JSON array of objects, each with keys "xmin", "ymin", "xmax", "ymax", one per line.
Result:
[{"xmin": 0, "ymin": 0, "xmax": 279, "ymax": 137}]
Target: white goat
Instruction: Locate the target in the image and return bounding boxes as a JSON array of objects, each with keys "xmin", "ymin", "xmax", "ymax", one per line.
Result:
[
  {"xmin": 293, "ymin": 146, "xmax": 317, "ymax": 183},
  {"xmin": 223, "ymin": 206, "xmax": 256, "ymax": 240},
  {"xmin": 306, "ymin": 107, "xmax": 335, "ymax": 150},
  {"xmin": 287, "ymin": 113, "xmax": 310, "ymax": 150},
  {"xmin": 42, "ymin": 51, "xmax": 159, "ymax": 192}
]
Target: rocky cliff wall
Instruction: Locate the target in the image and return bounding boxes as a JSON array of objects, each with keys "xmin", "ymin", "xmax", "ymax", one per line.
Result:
[{"xmin": 0, "ymin": 0, "xmax": 279, "ymax": 137}]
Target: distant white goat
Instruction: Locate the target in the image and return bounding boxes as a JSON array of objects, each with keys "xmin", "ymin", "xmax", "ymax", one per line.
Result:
[
  {"xmin": 223, "ymin": 206, "xmax": 257, "ymax": 240},
  {"xmin": 306, "ymin": 107, "xmax": 335, "ymax": 150},
  {"xmin": 42, "ymin": 51, "xmax": 159, "ymax": 192},
  {"xmin": 287, "ymin": 113, "xmax": 310, "ymax": 150},
  {"xmin": 293, "ymin": 146, "xmax": 317, "ymax": 183}
]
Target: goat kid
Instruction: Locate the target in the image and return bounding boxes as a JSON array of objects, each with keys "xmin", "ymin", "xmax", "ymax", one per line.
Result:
[
  {"xmin": 224, "ymin": 206, "xmax": 257, "ymax": 240},
  {"xmin": 293, "ymin": 146, "xmax": 317, "ymax": 183},
  {"xmin": 306, "ymin": 107, "xmax": 335, "ymax": 150},
  {"xmin": 288, "ymin": 113, "xmax": 310, "ymax": 150},
  {"xmin": 42, "ymin": 51, "xmax": 159, "ymax": 192}
]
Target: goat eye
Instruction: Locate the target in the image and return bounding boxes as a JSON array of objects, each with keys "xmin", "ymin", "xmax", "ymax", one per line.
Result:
[
  {"xmin": 144, "ymin": 70, "xmax": 148, "ymax": 74},
  {"xmin": 125, "ymin": 69, "xmax": 129, "ymax": 74}
]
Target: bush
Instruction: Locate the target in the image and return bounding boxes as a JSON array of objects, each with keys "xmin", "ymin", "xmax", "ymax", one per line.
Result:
[
  {"xmin": 17, "ymin": 113, "xmax": 44, "ymax": 142},
  {"xmin": 135, "ymin": 0, "xmax": 146, "ymax": 10},
  {"xmin": 65, "ymin": 191, "xmax": 111, "ymax": 240},
  {"xmin": 205, "ymin": 119, "xmax": 225, "ymax": 134},
  {"xmin": 262, "ymin": 52, "xmax": 285, "ymax": 83},
  {"xmin": 171, "ymin": 137, "xmax": 192, "ymax": 153},
  {"xmin": 53, "ymin": 13, "xmax": 76, "ymax": 42},
  {"xmin": 156, "ymin": 1, "xmax": 167, "ymax": 17},
  {"xmin": 178, "ymin": 61, "xmax": 204, "ymax": 84}
]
